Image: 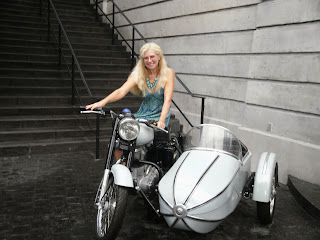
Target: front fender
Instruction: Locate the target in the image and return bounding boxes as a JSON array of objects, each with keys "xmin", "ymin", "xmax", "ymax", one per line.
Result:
[
  {"xmin": 252, "ymin": 152, "xmax": 277, "ymax": 203},
  {"xmin": 111, "ymin": 164, "xmax": 134, "ymax": 188}
]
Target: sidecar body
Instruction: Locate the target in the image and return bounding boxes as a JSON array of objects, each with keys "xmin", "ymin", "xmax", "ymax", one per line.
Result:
[{"xmin": 158, "ymin": 124, "xmax": 277, "ymax": 233}]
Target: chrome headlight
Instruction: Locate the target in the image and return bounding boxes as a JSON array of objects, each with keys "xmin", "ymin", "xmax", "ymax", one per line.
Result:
[{"xmin": 119, "ymin": 118, "xmax": 140, "ymax": 141}]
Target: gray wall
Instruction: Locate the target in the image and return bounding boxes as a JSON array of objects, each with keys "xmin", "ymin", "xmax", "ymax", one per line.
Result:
[{"xmin": 103, "ymin": 0, "xmax": 320, "ymax": 185}]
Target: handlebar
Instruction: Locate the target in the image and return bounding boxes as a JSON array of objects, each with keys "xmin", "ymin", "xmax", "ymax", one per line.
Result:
[
  {"xmin": 80, "ymin": 106, "xmax": 168, "ymax": 133},
  {"xmin": 138, "ymin": 119, "xmax": 168, "ymax": 134},
  {"xmin": 80, "ymin": 106, "xmax": 109, "ymax": 116}
]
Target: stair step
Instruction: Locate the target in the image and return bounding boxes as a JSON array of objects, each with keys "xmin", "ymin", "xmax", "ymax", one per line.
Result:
[
  {"xmin": 0, "ymin": 127, "xmax": 112, "ymax": 142},
  {"xmin": 0, "ymin": 136, "xmax": 109, "ymax": 157},
  {"xmin": 0, "ymin": 95, "xmax": 142, "ymax": 106},
  {"xmin": 0, "ymin": 60, "xmax": 131, "ymax": 71},
  {"xmin": 0, "ymin": 77, "xmax": 126, "ymax": 88},
  {"xmin": 0, "ymin": 105, "xmax": 140, "ymax": 116},
  {"xmin": 287, "ymin": 175, "xmax": 320, "ymax": 222},
  {"xmin": 0, "ymin": 44, "xmax": 128, "ymax": 57},
  {"xmin": 0, "ymin": 24, "xmax": 113, "ymax": 39},
  {"xmin": 0, "ymin": 68, "xmax": 130, "ymax": 78},
  {"xmin": 0, "ymin": 19, "xmax": 109, "ymax": 34},
  {"xmin": 0, "ymin": 115, "xmax": 112, "ymax": 130}
]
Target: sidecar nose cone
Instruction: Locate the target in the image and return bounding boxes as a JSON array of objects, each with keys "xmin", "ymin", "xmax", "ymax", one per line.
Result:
[{"xmin": 173, "ymin": 204, "xmax": 187, "ymax": 218}]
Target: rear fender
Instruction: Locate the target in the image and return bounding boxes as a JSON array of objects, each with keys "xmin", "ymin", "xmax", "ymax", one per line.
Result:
[
  {"xmin": 252, "ymin": 152, "xmax": 277, "ymax": 202},
  {"xmin": 111, "ymin": 164, "xmax": 134, "ymax": 188}
]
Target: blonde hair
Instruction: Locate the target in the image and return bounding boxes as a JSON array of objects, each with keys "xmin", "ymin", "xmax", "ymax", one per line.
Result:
[{"xmin": 130, "ymin": 42, "xmax": 169, "ymax": 96}]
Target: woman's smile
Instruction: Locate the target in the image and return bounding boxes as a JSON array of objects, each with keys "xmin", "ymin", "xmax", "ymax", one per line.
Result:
[{"xmin": 143, "ymin": 50, "xmax": 160, "ymax": 70}]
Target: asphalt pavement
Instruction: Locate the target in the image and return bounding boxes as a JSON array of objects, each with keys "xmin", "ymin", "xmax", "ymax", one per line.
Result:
[{"xmin": 0, "ymin": 151, "xmax": 319, "ymax": 240}]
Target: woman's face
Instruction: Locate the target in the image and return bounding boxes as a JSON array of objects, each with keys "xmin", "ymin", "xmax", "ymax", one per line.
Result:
[{"xmin": 143, "ymin": 49, "xmax": 160, "ymax": 70}]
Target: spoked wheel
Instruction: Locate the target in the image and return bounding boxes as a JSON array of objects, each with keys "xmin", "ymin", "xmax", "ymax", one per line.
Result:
[
  {"xmin": 96, "ymin": 174, "xmax": 129, "ymax": 239},
  {"xmin": 257, "ymin": 164, "xmax": 278, "ymax": 224}
]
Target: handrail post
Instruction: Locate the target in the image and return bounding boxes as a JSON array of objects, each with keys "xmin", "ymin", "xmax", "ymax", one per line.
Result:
[
  {"xmin": 71, "ymin": 56, "xmax": 75, "ymax": 105},
  {"xmin": 201, "ymin": 97, "xmax": 205, "ymax": 124},
  {"xmin": 131, "ymin": 28, "xmax": 135, "ymax": 69},
  {"xmin": 58, "ymin": 25, "xmax": 61, "ymax": 65},
  {"xmin": 95, "ymin": 0, "xmax": 98, "ymax": 21},
  {"xmin": 39, "ymin": 0, "xmax": 42, "ymax": 17},
  {"xmin": 96, "ymin": 115, "xmax": 100, "ymax": 160},
  {"xmin": 112, "ymin": 3, "xmax": 115, "ymax": 45},
  {"xmin": 47, "ymin": 0, "xmax": 50, "ymax": 41}
]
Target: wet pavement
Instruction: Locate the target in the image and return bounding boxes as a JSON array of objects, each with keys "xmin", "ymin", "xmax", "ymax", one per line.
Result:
[{"xmin": 0, "ymin": 151, "xmax": 319, "ymax": 240}]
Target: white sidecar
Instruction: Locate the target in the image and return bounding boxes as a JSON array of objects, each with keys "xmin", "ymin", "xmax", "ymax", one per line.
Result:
[{"xmin": 158, "ymin": 124, "xmax": 278, "ymax": 233}]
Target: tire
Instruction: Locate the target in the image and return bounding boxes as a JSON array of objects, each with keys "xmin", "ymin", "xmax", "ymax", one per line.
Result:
[
  {"xmin": 96, "ymin": 174, "xmax": 129, "ymax": 240},
  {"xmin": 257, "ymin": 165, "xmax": 278, "ymax": 224}
]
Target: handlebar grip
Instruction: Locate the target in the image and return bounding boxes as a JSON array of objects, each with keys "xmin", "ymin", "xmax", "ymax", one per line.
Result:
[{"xmin": 80, "ymin": 106, "xmax": 110, "ymax": 111}]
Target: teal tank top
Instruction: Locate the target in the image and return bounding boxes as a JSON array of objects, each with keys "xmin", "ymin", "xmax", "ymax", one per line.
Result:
[{"xmin": 134, "ymin": 88, "xmax": 170, "ymax": 126}]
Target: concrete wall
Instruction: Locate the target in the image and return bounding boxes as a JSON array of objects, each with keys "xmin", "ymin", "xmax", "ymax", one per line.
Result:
[{"xmin": 102, "ymin": 0, "xmax": 320, "ymax": 185}]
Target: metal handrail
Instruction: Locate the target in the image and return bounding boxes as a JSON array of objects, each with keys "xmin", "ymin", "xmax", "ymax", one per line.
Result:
[
  {"xmin": 93, "ymin": 0, "xmax": 207, "ymax": 127},
  {"xmin": 40, "ymin": 0, "xmax": 102, "ymax": 159}
]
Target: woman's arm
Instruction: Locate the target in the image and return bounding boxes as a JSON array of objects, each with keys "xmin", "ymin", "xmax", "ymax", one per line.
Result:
[
  {"xmin": 158, "ymin": 68, "xmax": 175, "ymax": 128},
  {"xmin": 86, "ymin": 74, "xmax": 137, "ymax": 110}
]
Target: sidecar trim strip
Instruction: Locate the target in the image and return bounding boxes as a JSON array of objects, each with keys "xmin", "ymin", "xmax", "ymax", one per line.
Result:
[
  {"xmin": 160, "ymin": 212, "xmax": 175, "ymax": 217},
  {"xmin": 181, "ymin": 218, "xmax": 193, "ymax": 231},
  {"xmin": 173, "ymin": 151, "xmax": 191, "ymax": 205},
  {"xmin": 170, "ymin": 218, "xmax": 179, "ymax": 228},
  {"xmin": 183, "ymin": 155, "xmax": 219, "ymax": 206},
  {"xmin": 187, "ymin": 167, "xmax": 240, "ymax": 211},
  {"xmin": 186, "ymin": 215, "xmax": 224, "ymax": 223}
]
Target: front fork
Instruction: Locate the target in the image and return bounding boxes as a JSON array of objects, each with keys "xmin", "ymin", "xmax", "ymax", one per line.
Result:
[{"xmin": 95, "ymin": 169, "xmax": 111, "ymax": 209}]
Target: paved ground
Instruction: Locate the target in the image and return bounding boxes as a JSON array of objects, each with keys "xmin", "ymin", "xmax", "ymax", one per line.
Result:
[{"xmin": 0, "ymin": 151, "xmax": 319, "ymax": 240}]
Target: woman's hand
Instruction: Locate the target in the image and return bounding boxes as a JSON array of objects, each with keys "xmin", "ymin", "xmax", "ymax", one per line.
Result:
[
  {"xmin": 86, "ymin": 101, "xmax": 104, "ymax": 110},
  {"xmin": 157, "ymin": 121, "xmax": 166, "ymax": 129}
]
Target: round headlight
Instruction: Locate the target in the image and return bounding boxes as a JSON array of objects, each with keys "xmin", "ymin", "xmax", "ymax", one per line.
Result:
[{"xmin": 119, "ymin": 118, "xmax": 140, "ymax": 141}]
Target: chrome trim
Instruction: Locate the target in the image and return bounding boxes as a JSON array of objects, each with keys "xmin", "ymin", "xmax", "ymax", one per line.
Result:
[
  {"xmin": 183, "ymin": 156, "xmax": 219, "ymax": 205},
  {"xmin": 173, "ymin": 152, "xmax": 191, "ymax": 205},
  {"xmin": 118, "ymin": 117, "xmax": 140, "ymax": 141},
  {"xmin": 170, "ymin": 218, "xmax": 179, "ymax": 228},
  {"xmin": 187, "ymin": 167, "xmax": 240, "ymax": 211},
  {"xmin": 160, "ymin": 212, "xmax": 175, "ymax": 217},
  {"xmin": 186, "ymin": 215, "xmax": 224, "ymax": 223},
  {"xmin": 173, "ymin": 204, "xmax": 188, "ymax": 218},
  {"xmin": 181, "ymin": 218, "xmax": 193, "ymax": 231}
]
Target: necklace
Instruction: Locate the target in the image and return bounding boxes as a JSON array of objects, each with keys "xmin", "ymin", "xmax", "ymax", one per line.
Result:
[{"xmin": 146, "ymin": 75, "xmax": 158, "ymax": 90}]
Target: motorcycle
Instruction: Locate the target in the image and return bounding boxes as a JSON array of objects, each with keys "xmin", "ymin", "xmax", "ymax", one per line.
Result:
[
  {"xmin": 81, "ymin": 106, "xmax": 182, "ymax": 239},
  {"xmin": 80, "ymin": 107, "xmax": 278, "ymax": 239}
]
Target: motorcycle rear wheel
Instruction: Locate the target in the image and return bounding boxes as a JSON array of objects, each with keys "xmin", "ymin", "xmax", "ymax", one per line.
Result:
[{"xmin": 96, "ymin": 174, "xmax": 129, "ymax": 239}]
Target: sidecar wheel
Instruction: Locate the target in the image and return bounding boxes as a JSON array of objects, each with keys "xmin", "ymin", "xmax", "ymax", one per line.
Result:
[
  {"xmin": 257, "ymin": 166, "xmax": 278, "ymax": 224},
  {"xmin": 96, "ymin": 174, "xmax": 129, "ymax": 239}
]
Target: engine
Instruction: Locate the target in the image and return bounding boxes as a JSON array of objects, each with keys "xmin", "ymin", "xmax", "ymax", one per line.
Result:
[
  {"xmin": 132, "ymin": 146, "xmax": 160, "ymax": 197},
  {"xmin": 131, "ymin": 164, "xmax": 160, "ymax": 197}
]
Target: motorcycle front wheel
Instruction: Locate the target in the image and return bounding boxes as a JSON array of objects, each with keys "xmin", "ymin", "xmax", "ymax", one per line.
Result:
[{"xmin": 96, "ymin": 174, "xmax": 129, "ymax": 239}]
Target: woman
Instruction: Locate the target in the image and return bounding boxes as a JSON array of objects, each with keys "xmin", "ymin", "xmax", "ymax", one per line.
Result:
[{"xmin": 86, "ymin": 42, "xmax": 174, "ymax": 129}]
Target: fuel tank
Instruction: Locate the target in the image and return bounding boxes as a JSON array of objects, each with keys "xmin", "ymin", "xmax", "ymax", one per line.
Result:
[
  {"xmin": 136, "ymin": 122, "xmax": 154, "ymax": 146},
  {"xmin": 158, "ymin": 149, "xmax": 242, "ymax": 233}
]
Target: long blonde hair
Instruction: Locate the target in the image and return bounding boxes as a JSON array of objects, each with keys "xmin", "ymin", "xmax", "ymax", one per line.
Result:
[{"xmin": 130, "ymin": 42, "xmax": 169, "ymax": 96}]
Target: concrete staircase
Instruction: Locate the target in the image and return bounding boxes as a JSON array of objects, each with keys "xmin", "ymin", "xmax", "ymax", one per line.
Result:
[{"xmin": 0, "ymin": 0, "xmax": 142, "ymax": 157}]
